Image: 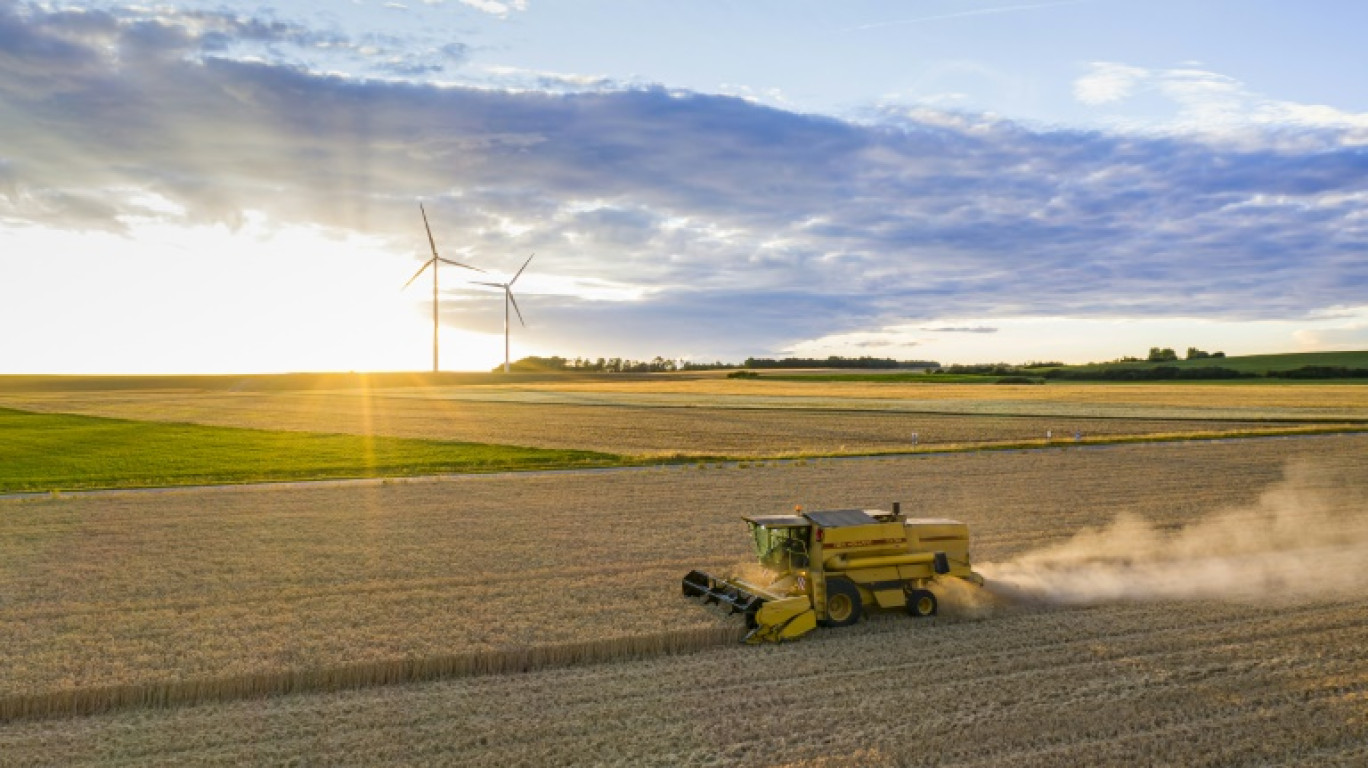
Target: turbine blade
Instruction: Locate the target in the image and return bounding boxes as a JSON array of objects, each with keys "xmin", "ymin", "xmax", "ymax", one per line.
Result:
[
  {"xmin": 437, "ymin": 256, "xmax": 485, "ymax": 273},
  {"xmin": 472, "ymin": 280, "xmax": 505, "ymax": 288},
  {"xmin": 420, "ymin": 203, "xmax": 439, "ymax": 260},
  {"xmin": 402, "ymin": 259, "xmax": 434, "ymax": 289},
  {"xmin": 508, "ymin": 288, "xmax": 526, "ymax": 327},
  {"xmin": 509, "ymin": 253, "xmax": 534, "ymax": 285}
]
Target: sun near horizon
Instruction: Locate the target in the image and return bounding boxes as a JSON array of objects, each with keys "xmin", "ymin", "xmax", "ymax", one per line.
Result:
[{"xmin": 0, "ymin": 220, "xmax": 526, "ymax": 375}]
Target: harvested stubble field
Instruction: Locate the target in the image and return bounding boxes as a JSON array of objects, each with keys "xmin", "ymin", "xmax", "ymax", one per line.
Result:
[
  {"xmin": 2, "ymin": 433, "xmax": 1366, "ymax": 765},
  {"xmin": 511, "ymin": 376, "xmax": 1368, "ymax": 412},
  {"xmin": 0, "ymin": 385, "xmax": 1357, "ymax": 458},
  {"xmin": 6, "ymin": 599, "xmax": 1363, "ymax": 767}
]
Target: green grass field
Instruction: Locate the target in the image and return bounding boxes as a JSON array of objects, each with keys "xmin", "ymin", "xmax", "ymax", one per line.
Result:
[
  {"xmin": 752, "ymin": 372, "xmax": 999, "ymax": 383},
  {"xmin": 743, "ymin": 351, "xmax": 1368, "ymax": 383},
  {"xmin": 0, "ymin": 407, "xmax": 627, "ymax": 493},
  {"xmin": 1061, "ymin": 350, "xmax": 1368, "ymax": 374}
]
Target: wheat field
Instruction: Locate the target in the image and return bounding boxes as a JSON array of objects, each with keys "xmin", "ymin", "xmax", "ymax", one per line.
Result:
[
  {"xmin": 0, "ymin": 473, "xmax": 748, "ymax": 703},
  {"xmin": 509, "ymin": 375, "xmax": 1368, "ymax": 412},
  {"xmin": 2, "ymin": 433, "xmax": 1366, "ymax": 765},
  {"xmin": 0, "ymin": 386, "xmax": 1355, "ymax": 458}
]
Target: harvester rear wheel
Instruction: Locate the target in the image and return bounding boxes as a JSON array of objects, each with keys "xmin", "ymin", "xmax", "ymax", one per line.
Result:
[
  {"xmin": 819, "ymin": 579, "xmax": 862, "ymax": 628},
  {"xmin": 906, "ymin": 588, "xmax": 938, "ymax": 618}
]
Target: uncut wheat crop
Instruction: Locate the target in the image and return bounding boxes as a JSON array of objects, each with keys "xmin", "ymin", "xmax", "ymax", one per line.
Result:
[{"xmin": 0, "ymin": 475, "xmax": 751, "ymax": 707}]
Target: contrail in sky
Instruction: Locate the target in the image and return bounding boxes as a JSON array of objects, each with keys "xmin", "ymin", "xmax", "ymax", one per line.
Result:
[{"xmin": 847, "ymin": 0, "xmax": 1095, "ymax": 32}]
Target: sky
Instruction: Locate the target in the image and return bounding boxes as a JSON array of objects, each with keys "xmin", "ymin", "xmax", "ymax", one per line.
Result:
[{"xmin": 2, "ymin": 0, "xmax": 1367, "ymax": 373}]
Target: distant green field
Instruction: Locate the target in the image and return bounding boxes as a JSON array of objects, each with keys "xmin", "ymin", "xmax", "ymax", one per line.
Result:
[
  {"xmin": 1174, "ymin": 350, "xmax": 1368, "ymax": 373},
  {"xmin": 1062, "ymin": 350, "xmax": 1368, "ymax": 374},
  {"xmin": 0, "ymin": 408, "xmax": 627, "ymax": 493},
  {"xmin": 752, "ymin": 352, "xmax": 1367, "ymax": 383},
  {"xmin": 755, "ymin": 372, "xmax": 1001, "ymax": 383}
]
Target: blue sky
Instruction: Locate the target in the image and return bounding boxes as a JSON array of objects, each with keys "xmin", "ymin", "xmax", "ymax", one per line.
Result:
[{"xmin": 2, "ymin": 0, "xmax": 1366, "ymax": 372}]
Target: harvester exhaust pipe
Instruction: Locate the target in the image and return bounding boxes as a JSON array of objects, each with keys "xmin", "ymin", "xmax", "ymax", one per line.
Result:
[{"xmin": 892, "ymin": 502, "xmax": 901, "ymax": 515}]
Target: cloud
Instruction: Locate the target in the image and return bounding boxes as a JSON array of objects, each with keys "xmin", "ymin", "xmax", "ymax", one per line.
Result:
[
  {"xmin": 2, "ymin": 2, "xmax": 1366, "ymax": 362},
  {"xmin": 925, "ymin": 326, "xmax": 998, "ymax": 333},
  {"xmin": 477, "ymin": 64, "xmax": 620, "ymax": 92},
  {"xmin": 1073, "ymin": 62, "xmax": 1147, "ymax": 105},
  {"xmin": 1291, "ymin": 313, "xmax": 1368, "ymax": 351},
  {"xmin": 456, "ymin": 0, "xmax": 527, "ymax": 18},
  {"xmin": 1074, "ymin": 61, "xmax": 1368, "ymax": 142}
]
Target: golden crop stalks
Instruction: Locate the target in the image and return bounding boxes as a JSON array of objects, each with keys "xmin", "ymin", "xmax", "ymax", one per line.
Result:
[{"xmin": 0, "ymin": 625, "xmax": 744, "ymax": 721}]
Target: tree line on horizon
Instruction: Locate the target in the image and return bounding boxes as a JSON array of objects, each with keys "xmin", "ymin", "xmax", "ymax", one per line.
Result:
[
  {"xmin": 498, "ymin": 349, "xmax": 1366, "ymax": 380},
  {"xmin": 497, "ymin": 355, "xmax": 941, "ymax": 373}
]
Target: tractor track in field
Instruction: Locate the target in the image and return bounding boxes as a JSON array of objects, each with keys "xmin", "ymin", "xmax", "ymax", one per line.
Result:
[
  {"xmin": 367, "ymin": 387, "xmax": 1368, "ymax": 422},
  {"xmin": 3, "ymin": 428, "xmax": 1366, "ymax": 501}
]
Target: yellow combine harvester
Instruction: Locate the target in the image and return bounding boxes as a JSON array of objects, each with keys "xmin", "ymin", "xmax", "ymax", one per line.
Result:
[{"xmin": 683, "ymin": 502, "xmax": 983, "ymax": 643}]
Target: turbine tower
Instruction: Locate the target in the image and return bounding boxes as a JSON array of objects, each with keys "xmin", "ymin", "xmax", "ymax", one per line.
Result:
[
  {"xmin": 474, "ymin": 254, "xmax": 535, "ymax": 373},
  {"xmin": 402, "ymin": 203, "xmax": 483, "ymax": 373}
]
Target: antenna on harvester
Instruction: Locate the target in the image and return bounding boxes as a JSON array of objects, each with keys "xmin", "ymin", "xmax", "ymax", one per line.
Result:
[
  {"xmin": 402, "ymin": 202, "xmax": 484, "ymax": 373},
  {"xmin": 473, "ymin": 253, "xmax": 534, "ymax": 374}
]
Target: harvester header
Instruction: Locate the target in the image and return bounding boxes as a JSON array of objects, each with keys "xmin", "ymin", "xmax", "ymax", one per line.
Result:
[{"xmin": 683, "ymin": 503, "xmax": 983, "ymax": 643}]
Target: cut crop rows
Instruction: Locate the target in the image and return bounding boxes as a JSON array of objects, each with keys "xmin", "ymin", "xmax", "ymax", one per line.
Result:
[{"xmin": 0, "ymin": 388, "xmax": 1355, "ymax": 458}]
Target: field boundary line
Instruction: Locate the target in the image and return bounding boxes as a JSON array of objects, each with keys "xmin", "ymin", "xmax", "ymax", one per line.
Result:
[
  {"xmin": 3, "ymin": 428, "xmax": 1365, "ymax": 501},
  {"xmin": 366, "ymin": 388, "xmax": 1368, "ymax": 422}
]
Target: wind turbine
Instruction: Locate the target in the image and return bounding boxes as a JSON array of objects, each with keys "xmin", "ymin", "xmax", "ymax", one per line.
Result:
[
  {"xmin": 403, "ymin": 203, "xmax": 483, "ymax": 373},
  {"xmin": 473, "ymin": 254, "xmax": 535, "ymax": 373}
]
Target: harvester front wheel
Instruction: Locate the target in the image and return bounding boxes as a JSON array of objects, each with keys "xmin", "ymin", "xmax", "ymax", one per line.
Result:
[
  {"xmin": 906, "ymin": 588, "xmax": 938, "ymax": 618},
  {"xmin": 819, "ymin": 579, "xmax": 862, "ymax": 628}
]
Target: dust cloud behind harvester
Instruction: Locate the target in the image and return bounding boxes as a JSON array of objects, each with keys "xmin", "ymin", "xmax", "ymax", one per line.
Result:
[{"xmin": 981, "ymin": 459, "xmax": 1368, "ymax": 605}]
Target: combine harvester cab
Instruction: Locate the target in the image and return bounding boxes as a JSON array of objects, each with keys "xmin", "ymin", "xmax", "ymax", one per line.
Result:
[{"xmin": 683, "ymin": 503, "xmax": 983, "ymax": 644}]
